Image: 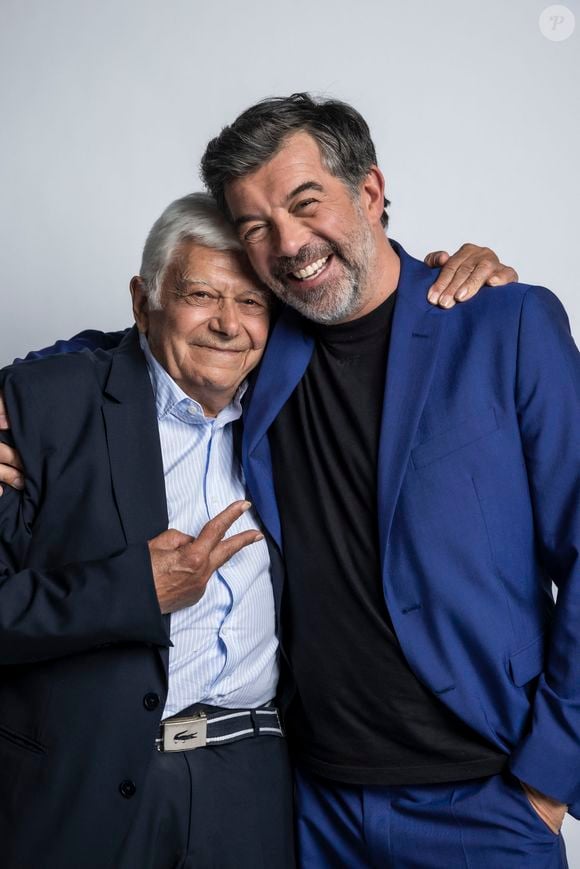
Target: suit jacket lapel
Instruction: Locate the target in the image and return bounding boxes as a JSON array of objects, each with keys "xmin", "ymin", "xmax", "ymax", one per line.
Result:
[
  {"xmin": 243, "ymin": 308, "xmax": 315, "ymax": 549},
  {"xmin": 101, "ymin": 327, "xmax": 169, "ymax": 544},
  {"xmin": 101, "ymin": 329, "xmax": 171, "ymax": 665},
  {"xmin": 377, "ymin": 244, "xmax": 445, "ymax": 560},
  {"xmin": 243, "ymin": 244, "xmax": 444, "ymax": 561}
]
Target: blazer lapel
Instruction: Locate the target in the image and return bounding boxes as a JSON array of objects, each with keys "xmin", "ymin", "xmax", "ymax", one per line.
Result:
[
  {"xmin": 100, "ymin": 327, "xmax": 171, "ymax": 669},
  {"xmin": 101, "ymin": 328, "xmax": 168, "ymax": 544},
  {"xmin": 243, "ymin": 308, "xmax": 315, "ymax": 549},
  {"xmin": 244, "ymin": 244, "xmax": 444, "ymax": 560},
  {"xmin": 377, "ymin": 244, "xmax": 445, "ymax": 560}
]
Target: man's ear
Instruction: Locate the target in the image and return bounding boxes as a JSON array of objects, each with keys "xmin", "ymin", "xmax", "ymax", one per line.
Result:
[
  {"xmin": 360, "ymin": 166, "xmax": 386, "ymax": 226},
  {"xmin": 130, "ymin": 276, "xmax": 150, "ymax": 334}
]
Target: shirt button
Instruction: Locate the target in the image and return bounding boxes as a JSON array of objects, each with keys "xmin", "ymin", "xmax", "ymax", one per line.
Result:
[
  {"xmin": 143, "ymin": 692, "xmax": 160, "ymax": 711},
  {"xmin": 119, "ymin": 779, "xmax": 136, "ymax": 799}
]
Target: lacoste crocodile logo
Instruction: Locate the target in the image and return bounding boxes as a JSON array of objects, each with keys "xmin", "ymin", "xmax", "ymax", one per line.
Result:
[{"xmin": 174, "ymin": 730, "xmax": 198, "ymax": 741}]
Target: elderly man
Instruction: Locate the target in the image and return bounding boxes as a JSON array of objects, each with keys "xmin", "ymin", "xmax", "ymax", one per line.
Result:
[
  {"xmin": 198, "ymin": 94, "xmax": 578, "ymax": 867},
  {"xmin": 0, "ymin": 193, "xmax": 294, "ymax": 869}
]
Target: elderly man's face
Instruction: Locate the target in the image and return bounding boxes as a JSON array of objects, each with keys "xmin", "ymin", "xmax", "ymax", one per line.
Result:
[
  {"xmin": 225, "ymin": 131, "xmax": 384, "ymax": 324},
  {"xmin": 132, "ymin": 241, "xmax": 271, "ymax": 416}
]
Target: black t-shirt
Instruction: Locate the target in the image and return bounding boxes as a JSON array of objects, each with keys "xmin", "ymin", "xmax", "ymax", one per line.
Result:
[{"xmin": 269, "ymin": 293, "xmax": 506, "ymax": 785}]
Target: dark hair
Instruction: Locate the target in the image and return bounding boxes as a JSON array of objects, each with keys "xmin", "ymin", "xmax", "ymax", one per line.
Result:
[{"xmin": 201, "ymin": 92, "xmax": 390, "ymax": 228}]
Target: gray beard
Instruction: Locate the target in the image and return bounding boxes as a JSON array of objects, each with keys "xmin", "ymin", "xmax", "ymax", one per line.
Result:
[
  {"xmin": 267, "ymin": 202, "xmax": 375, "ymax": 323},
  {"xmin": 275, "ymin": 275, "xmax": 364, "ymax": 324}
]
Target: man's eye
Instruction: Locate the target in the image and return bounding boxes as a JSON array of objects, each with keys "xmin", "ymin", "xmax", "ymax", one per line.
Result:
[
  {"xmin": 240, "ymin": 297, "xmax": 267, "ymax": 309},
  {"xmin": 179, "ymin": 291, "xmax": 214, "ymax": 304},
  {"xmin": 243, "ymin": 225, "xmax": 268, "ymax": 243},
  {"xmin": 237, "ymin": 296, "xmax": 269, "ymax": 315},
  {"xmin": 295, "ymin": 198, "xmax": 317, "ymax": 210}
]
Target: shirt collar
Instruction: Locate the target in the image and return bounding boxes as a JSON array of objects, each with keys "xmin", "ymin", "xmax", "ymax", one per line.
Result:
[{"xmin": 139, "ymin": 333, "xmax": 247, "ymax": 427}]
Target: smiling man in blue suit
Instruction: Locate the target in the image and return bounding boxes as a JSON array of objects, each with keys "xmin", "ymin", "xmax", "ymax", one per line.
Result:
[{"xmin": 198, "ymin": 93, "xmax": 580, "ymax": 867}]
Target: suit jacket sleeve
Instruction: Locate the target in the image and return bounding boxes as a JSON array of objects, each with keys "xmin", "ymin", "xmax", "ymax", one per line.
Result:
[
  {"xmin": 15, "ymin": 328, "xmax": 129, "ymax": 362},
  {"xmin": 508, "ymin": 286, "xmax": 580, "ymax": 811},
  {"xmin": 0, "ymin": 367, "xmax": 170, "ymax": 666}
]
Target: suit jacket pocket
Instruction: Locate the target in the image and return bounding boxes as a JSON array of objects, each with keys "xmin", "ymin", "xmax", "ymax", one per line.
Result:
[
  {"xmin": 509, "ymin": 634, "xmax": 545, "ymax": 686},
  {"xmin": 0, "ymin": 721, "xmax": 46, "ymax": 755},
  {"xmin": 411, "ymin": 407, "xmax": 499, "ymax": 469}
]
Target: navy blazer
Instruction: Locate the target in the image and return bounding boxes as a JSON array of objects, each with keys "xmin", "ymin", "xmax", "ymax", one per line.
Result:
[
  {"xmin": 0, "ymin": 329, "xmax": 172, "ymax": 868},
  {"xmin": 242, "ymin": 243, "xmax": 580, "ymax": 815}
]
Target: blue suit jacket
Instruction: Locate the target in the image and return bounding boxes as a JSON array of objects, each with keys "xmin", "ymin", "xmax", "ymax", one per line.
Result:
[{"xmin": 242, "ymin": 243, "xmax": 580, "ymax": 814}]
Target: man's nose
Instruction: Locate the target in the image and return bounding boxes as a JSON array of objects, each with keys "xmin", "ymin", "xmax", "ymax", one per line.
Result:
[
  {"xmin": 272, "ymin": 213, "xmax": 310, "ymax": 258},
  {"xmin": 209, "ymin": 299, "xmax": 241, "ymax": 337}
]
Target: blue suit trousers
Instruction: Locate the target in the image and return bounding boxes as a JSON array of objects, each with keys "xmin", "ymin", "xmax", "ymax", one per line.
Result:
[{"xmin": 295, "ymin": 768, "xmax": 567, "ymax": 868}]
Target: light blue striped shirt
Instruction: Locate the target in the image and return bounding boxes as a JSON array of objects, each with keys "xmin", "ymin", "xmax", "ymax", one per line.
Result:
[{"xmin": 140, "ymin": 336, "xmax": 278, "ymax": 718}]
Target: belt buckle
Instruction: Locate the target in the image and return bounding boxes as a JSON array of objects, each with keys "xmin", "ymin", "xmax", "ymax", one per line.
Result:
[{"xmin": 162, "ymin": 712, "xmax": 208, "ymax": 752}]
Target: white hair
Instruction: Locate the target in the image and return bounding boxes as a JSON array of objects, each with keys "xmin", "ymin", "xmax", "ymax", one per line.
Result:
[{"xmin": 140, "ymin": 192, "xmax": 242, "ymax": 309}]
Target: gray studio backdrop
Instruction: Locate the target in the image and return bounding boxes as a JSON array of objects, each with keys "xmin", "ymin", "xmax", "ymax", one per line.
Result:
[{"xmin": 1, "ymin": 0, "xmax": 579, "ymax": 857}]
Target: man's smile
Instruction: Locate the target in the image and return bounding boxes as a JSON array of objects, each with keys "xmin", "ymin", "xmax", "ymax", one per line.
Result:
[
  {"xmin": 290, "ymin": 254, "xmax": 331, "ymax": 281},
  {"xmin": 191, "ymin": 343, "xmax": 247, "ymax": 354},
  {"xmin": 273, "ymin": 245, "xmax": 339, "ymax": 292}
]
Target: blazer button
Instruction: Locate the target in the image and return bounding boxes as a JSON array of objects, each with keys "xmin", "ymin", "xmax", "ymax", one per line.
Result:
[
  {"xmin": 143, "ymin": 692, "xmax": 160, "ymax": 711},
  {"xmin": 119, "ymin": 779, "xmax": 136, "ymax": 799}
]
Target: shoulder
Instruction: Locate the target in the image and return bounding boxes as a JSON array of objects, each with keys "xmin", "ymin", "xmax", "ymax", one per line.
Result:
[
  {"xmin": 2, "ymin": 347, "xmax": 111, "ymax": 399},
  {"xmin": 461, "ymin": 280, "xmax": 528, "ymax": 316},
  {"xmin": 516, "ymin": 284, "xmax": 572, "ymax": 331},
  {"xmin": 447, "ymin": 281, "xmax": 569, "ymax": 336},
  {"xmin": 515, "ymin": 286, "xmax": 578, "ymax": 383},
  {"xmin": 398, "ymin": 246, "xmax": 553, "ymax": 334},
  {"xmin": 0, "ymin": 348, "xmax": 117, "ymax": 452},
  {"xmin": 429, "ymin": 281, "xmax": 578, "ymax": 389}
]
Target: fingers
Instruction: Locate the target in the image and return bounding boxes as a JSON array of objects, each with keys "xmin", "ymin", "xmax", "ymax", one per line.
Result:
[
  {"xmin": 439, "ymin": 259, "xmax": 499, "ymax": 306},
  {"xmin": 150, "ymin": 506, "xmax": 263, "ymax": 614},
  {"xmin": 427, "ymin": 243, "xmax": 474, "ymax": 305},
  {"xmin": 0, "ymin": 443, "xmax": 24, "ymax": 472},
  {"xmin": 182, "ymin": 501, "xmax": 262, "ymax": 574},
  {"xmin": 428, "ymin": 260, "xmax": 474, "ymax": 307},
  {"xmin": 520, "ymin": 781, "xmax": 567, "ymax": 835},
  {"xmin": 0, "ymin": 397, "xmax": 19, "ymax": 497},
  {"xmin": 486, "ymin": 265, "xmax": 519, "ymax": 286},
  {"xmin": 427, "ymin": 243, "xmax": 518, "ymax": 308},
  {"xmin": 195, "ymin": 500, "xmax": 253, "ymax": 549},
  {"xmin": 149, "ymin": 502, "xmax": 256, "ymax": 571},
  {"xmin": 0, "ymin": 465, "xmax": 24, "ymax": 490},
  {"xmin": 0, "ymin": 392, "xmax": 9, "ymax": 430},
  {"xmin": 427, "ymin": 244, "xmax": 488, "ymax": 307},
  {"xmin": 424, "ymin": 250, "xmax": 450, "ymax": 269},
  {"xmin": 0, "ymin": 443, "xmax": 25, "ymax": 497},
  {"xmin": 212, "ymin": 528, "xmax": 265, "ymax": 569}
]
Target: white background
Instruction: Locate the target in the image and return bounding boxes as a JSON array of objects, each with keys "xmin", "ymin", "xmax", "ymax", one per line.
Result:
[{"xmin": 1, "ymin": 0, "xmax": 578, "ymax": 855}]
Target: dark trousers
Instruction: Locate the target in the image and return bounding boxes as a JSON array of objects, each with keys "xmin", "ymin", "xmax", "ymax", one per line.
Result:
[
  {"xmin": 116, "ymin": 735, "xmax": 295, "ymax": 869},
  {"xmin": 295, "ymin": 768, "xmax": 568, "ymax": 868}
]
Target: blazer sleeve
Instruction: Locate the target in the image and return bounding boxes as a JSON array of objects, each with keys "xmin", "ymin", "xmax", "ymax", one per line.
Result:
[
  {"xmin": 508, "ymin": 286, "xmax": 580, "ymax": 813},
  {"xmin": 15, "ymin": 328, "xmax": 129, "ymax": 362},
  {"xmin": 0, "ymin": 368, "xmax": 170, "ymax": 666}
]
